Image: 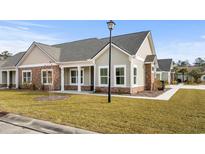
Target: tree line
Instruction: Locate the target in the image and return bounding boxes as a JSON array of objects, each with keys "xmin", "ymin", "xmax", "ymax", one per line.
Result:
[{"xmin": 175, "ymin": 57, "xmax": 205, "ymax": 67}]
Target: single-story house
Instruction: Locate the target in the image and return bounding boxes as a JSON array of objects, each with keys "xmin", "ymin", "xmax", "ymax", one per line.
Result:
[
  {"xmin": 0, "ymin": 31, "xmax": 163, "ymax": 94},
  {"xmin": 156, "ymin": 59, "xmax": 174, "ymax": 84}
]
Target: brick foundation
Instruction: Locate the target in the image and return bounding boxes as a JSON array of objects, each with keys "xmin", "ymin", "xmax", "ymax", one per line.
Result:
[
  {"xmin": 19, "ymin": 65, "xmax": 61, "ymax": 91},
  {"xmin": 130, "ymin": 86, "xmax": 145, "ymax": 94},
  {"xmin": 95, "ymin": 86, "xmax": 145, "ymax": 94},
  {"xmin": 95, "ymin": 87, "xmax": 130, "ymax": 94},
  {"xmin": 64, "ymin": 85, "xmax": 93, "ymax": 91}
]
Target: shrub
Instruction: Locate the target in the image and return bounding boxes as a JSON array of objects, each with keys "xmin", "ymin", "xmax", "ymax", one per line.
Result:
[
  {"xmin": 153, "ymin": 80, "xmax": 161, "ymax": 91},
  {"xmin": 188, "ymin": 69, "xmax": 202, "ymax": 83},
  {"xmin": 172, "ymin": 80, "xmax": 178, "ymax": 85}
]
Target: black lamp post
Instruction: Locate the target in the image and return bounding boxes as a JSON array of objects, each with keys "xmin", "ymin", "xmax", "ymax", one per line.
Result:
[{"xmin": 107, "ymin": 20, "xmax": 116, "ymax": 103}]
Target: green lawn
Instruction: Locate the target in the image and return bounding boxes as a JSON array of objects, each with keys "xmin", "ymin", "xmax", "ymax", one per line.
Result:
[{"xmin": 0, "ymin": 89, "xmax": 205, "ymax": 133}]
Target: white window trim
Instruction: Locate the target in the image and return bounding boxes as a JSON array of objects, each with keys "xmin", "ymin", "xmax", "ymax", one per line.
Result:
[
  {"xmin": 22, "ymin": 70, "xmax": 32, "ymax": 84},
  {"xmin": 114, "ymin": 65, "xmax": 126, "ymax": 87},
  {"xmin": 98, "ymin": 66, "xmax": 109, "ymax": 86},
  {"xmin": 41, "ymin": 69, "xmax": 53, "ymax": 85},
  {"xmin": 69, "ymin": 68, "xmax": 84, "ymax": 85},
  {"xmin": 156, "ymin": 72, "xmax": 162, "ymax": 80},
  {"xmin": 133, "ymin": 65, "xmax": 137, "ymax": 85}
]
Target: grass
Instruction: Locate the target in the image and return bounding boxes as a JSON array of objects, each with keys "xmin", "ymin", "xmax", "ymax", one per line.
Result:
[{"xmin": 0, "ymin": 89, "xmax": 205, "ymax": 133}]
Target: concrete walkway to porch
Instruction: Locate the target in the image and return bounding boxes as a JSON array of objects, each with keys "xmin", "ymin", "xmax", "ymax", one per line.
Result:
[
  {"xmin": 54, "ymin": 85, "xmax": 182, "ymax": 101},
  {"xmin": 55, "ymin": 84, "xmax": 205, "ymax": 101}
]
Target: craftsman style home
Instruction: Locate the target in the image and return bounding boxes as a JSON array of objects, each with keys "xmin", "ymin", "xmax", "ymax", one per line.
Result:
[{"xmin": 0, "ymin": 31, "xmax": 163, "ymax": 94}]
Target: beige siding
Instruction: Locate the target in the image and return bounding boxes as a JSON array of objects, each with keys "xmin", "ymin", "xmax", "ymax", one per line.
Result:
[
  {"xmin": 64, "ymin": 66, "xmax": 91, "ymax": 86},
  {"xmin": 132, "ymin": 58, "xmax": 145, "ymax": 86},
  {"xmin": 21, "ymin": 45, "xmax": 54, "ymax": 65},
  {"xmin": 0, "ymin": 70, "xmax": 2, "ymax": 84},
  {"xmin": 2, "ymin": 71, "xmax": 7, "ymax": 84},
  {"xmin": 11, "ymin": 71, "xmax": 16, "ymax": 84},
  {"xmin": 95, "ymin": 46, "xmax": 130, "ymax": 87},
  {"xmin": 136, "ymin": 36, "xmax": 153, "ymax": 59}
]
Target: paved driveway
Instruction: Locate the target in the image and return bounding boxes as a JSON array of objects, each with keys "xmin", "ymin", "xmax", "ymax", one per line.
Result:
[{"xmin": 0, "ymin": 121, "xmax": 42, "ymax": 134}]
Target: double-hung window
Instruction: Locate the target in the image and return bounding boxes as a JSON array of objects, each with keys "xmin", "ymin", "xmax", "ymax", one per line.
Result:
[
  {"xmin": 99, "ymin": 66, "xmax": 108, "ymax": 86},
  {"xmin": 22, "ymin": 70, "xmax": 32, "ymax": 84},
  {"xmin": 70, "ymin": 69, "xmax": 84, "ymax": 85},
  {"xmin": 133, "ymin": 67, "xmax": 137, "ymax": 85},
  {"xmin": 114, "ymin": 65, "xmax": 126, "ymax": 86},
  {"xmin": 41, "ymin": 69, "xmax": 53, "ymax": 85}
]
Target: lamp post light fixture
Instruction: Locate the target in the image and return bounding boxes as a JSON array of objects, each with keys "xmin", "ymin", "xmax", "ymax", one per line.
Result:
[{"xmin": 107, "ymin": 20, "xmax": 116, "ymax": 103}]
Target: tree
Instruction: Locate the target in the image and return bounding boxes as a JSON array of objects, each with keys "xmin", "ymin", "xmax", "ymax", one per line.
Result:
[
  {"xmin": 177, "ymin": 60, "xmax": 190, "ymax": 67},
  {"xmin": 178, "ymin": 68, "xmax": 188, "ymax": 82},
  {"xmin": 0, "ymin": 51, "xmax": 12, "ymax": 60},
  {"xmin": 194, "ymin": 57, "xmax": 205, "ymax": 66},
  {"xmin": 188, "ymin": 68, "xmax": 202, "ymax": 83}
]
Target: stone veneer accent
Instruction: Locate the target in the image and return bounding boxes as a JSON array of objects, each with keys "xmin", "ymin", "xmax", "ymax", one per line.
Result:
[
  {"xmin": 130, "ymin": 86, "xmax": 145, "ymax": 94},
  {"xmin": 145, "ymin": 63, "xmax": 155, "ymax": 90},
  {"xmin": 19, "ymin": 65, "xmax": 61, "ymax": 90},
  {"xmin": 64, "ymin": 85, "xmax": 93, "ymax": 91}
]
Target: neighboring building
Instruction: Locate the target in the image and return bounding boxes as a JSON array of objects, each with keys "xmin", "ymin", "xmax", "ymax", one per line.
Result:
[
  {"xmin": 176, "ymin": 66, "xmax": 205, "ymax": 82},
  {"xmin": 0, "ymin": 31, "xmax": 161, "ymax": 94},
  {"xmin": 156, "ymin": 59, "xmax": 174, "ymax": 84}
]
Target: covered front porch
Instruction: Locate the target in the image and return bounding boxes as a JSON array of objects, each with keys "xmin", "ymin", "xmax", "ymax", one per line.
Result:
[
  {"xmin": 60, "ymin": 62, "xmax": 95, "ymax": 92},
  {"xmin": 0, "ymin": 69, "xmax": 18, "ymax": 88}
]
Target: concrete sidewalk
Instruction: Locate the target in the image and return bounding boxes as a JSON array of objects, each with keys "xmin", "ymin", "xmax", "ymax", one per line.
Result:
[
  {"xmin": 0, "ymin": 113, "xmax": 97, "ymax": 134},
  {"xmin": 180, "ymin": 85, "xmax": 205, "ymax": 90},
  {"xmin": 55, "ymin": 84, "xmax": 204, "ymax": 101}
]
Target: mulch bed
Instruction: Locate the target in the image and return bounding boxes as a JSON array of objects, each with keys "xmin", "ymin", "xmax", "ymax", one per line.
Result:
[
  {"xmin": 34, "ymin": 95, "xmax": 69, "ymax": 101},
  {"xmin": 131, "ymin": 88, "xmax": 171, "ymax": 97}
]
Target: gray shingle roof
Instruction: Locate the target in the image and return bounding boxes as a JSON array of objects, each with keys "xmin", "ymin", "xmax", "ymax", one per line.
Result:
[
  {"xmin": 1, "ymin": 52, "xmax": 25, "ymax": 68},
  {"xmin": 52, "ymin": 31, "xmax": 150, "ymax": 62},
  {"xmin": 53, "ymin": 38, "xmax": 106, "ymax": 62},
  {"xmin": 100, "ymin": 31, "xmax": 150, "ymax": 55},
  {"xmin": 1, "ymin": 31, "xmax": 151, "ymax": 65},
  {"xmin": 0, "ymin": 60, "xmax": 6, "ymax": 68},
  {"xmin": 144, "ymin": 55, "xmax": 156, "ymax": 63},
  {"xmin": 157, "ymin": 59, "xmax": 173, "ymax": 71}
]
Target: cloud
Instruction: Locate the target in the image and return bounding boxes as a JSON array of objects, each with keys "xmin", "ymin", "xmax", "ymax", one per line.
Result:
[
  {"xmin": 0, "ymin": 24, "xmax": 62, "ymax": 54},
  {"xmin": 156, "ymin": 40, "xmax": 205, "ymax": 64},
  {"xmin": 5, "ymin": 21, "xmax": 52, "ymax": 28}
]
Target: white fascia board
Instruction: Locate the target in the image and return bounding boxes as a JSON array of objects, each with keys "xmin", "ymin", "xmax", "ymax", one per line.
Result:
[
  {"xmin": 17, "ymin": 42, "xmax": 57, "ymax": 67},
  {"xmin": 92, "ymin": 43, "xmax": 131, "ymax": 61},
  {"xmin": 59, "ymin": 60, "xmax": 94, "ymax": 68}
]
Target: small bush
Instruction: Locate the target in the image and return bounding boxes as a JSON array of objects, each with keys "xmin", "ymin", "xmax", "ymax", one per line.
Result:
[{"xmin": 153, "ymin": 80, "xmax": 161, "ymax": 91}]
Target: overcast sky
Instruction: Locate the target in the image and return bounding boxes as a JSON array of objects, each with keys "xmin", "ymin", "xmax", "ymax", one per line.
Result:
[{"xmin": 0, "ymin": 20, "xmax": 204, "ymax": 64}]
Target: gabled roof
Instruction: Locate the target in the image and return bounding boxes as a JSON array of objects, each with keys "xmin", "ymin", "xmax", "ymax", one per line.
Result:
[
  {"xmin": 52, "ymin": 31, "xmax": 150, "ymax": 62},
  {"xmin": 35, "ymin": 42, "xmax": 61, "ymax": 62},
  {"xmin": 2, "ymin": 31, "xmax": 153, "ymax": 65},
  {"xmin": 157, "ymin": 59, "xmax": 173, "ymax": 72},
  {"xmin": 144, "ymin": 55, "xmax": 156, "ymax": 63},
  {"xmin": 1, "ymin": 52, "xmax": 25, "ymax": 68},
  {"xmin": 53, "ymin": 38, "xmax": 106, "ymax": 62},
  {"xmin": 100, "ymin": 31, "xmax": 150, "ymax": 55}
]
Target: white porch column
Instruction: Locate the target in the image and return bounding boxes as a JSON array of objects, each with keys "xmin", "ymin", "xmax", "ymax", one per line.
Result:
[
  {"xmin": 77, "ymin": 66, "xmax": 81, "ymax": 92},
  {"xmin": 0, "ymin": 70, "xmax": 2, "ymax": 84},
  {"xmin": 61, "ymin": 67, "xmax": 64, "ymax": 91},
  {"xmin": 168, "ymin": 72, "xmax": 171, "ymax": 84},
  {"xmin": 93, "ymin": 64, "xmax": 96, "ymax": 92},
  {"xmin": 15, "ymin": 68, "xmax": 19, "ymax": 89},
  {"xmin": 7, "ymin": 70, "xmax": 10, "ymax": 87}
]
